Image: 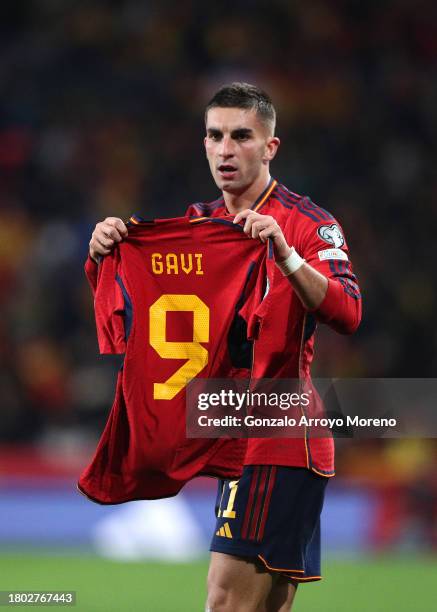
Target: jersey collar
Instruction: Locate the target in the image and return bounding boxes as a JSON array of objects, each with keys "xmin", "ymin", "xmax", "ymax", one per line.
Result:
[
  {"xmin": 251, "ymin": 177, "xmax": 277, "ymax": 212},
  {"xmin": 222, "ymin": 177, "xmax": 277, "ymax": 215}
]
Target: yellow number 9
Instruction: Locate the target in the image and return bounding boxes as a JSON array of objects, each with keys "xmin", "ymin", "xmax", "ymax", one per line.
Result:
[{"xmin": 149, "ymin": 294, "xmax": 209, "ymax": 400}]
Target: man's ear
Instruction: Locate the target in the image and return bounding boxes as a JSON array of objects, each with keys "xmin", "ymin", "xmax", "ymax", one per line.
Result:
[{"xmin": 263, "ymin": 136, "xmax": 280, "ymax": 162}]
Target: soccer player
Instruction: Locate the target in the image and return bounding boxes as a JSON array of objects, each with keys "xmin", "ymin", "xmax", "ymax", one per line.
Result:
[{"xmin": 87, "ymin": 83, "xmax": 361, "ymax": 612}]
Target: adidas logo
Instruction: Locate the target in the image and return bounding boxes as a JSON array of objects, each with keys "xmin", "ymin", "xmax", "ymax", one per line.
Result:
[{"xmin": 215, "ymin": 522, "xmax": 232, "ymax": 538}]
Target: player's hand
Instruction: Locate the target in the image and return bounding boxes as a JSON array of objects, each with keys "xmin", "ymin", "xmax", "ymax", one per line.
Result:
[
  {"xmin": 89, "ymin": 217, "xmax": 128, "ymax": 263},
  {"xmin": 233, "ymin": 210, "xmax": 291, "ymax": 261}
]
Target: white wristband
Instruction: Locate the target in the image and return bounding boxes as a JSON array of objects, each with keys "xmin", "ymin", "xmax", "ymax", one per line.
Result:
[{"xmin": 276, "ymin": 247, "xmax": 305, "ymax": 276}]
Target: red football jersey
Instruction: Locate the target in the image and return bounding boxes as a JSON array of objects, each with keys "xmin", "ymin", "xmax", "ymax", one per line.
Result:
[
  {"xmin": 79, "ymin": 216, "xmax": 268, "ymax": 503},
  {"xmin": 187, "ymin": 178, "xmax": 362, "ymax": 476}
]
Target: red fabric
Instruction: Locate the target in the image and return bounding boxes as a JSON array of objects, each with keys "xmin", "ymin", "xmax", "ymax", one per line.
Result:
[
  {"xmin": 84, "ymin": 256, "xmax": 98, "ymax": 295},
  {"xmin": 187, "ymin": 180, "xmax": 362, "ymax": 476},
  {"xmin": 249, "ymin": 466, "xmax": 269, "ymax": 540},
  {"xmin": 93, "ymin": 249, "xmax": 127, "ymax": 354},
  {"xmin": 311, "ymin": 277, "xmax": 361, "ymax": 333},
  {"xmin": 257, "ymin": 466, "xmax": 277, "ymax": 542},
  {"xmin": 79, "ymin": 216, "xmax": 268, "ymax": 504},
  {"xmin": 241, "ymin": 465, "xmax": 261, "ymax": 539}
]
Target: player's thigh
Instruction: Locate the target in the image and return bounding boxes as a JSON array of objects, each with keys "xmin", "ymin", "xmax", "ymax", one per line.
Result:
[
  {"xmin": 207, "ymin": 551, "xmax": 273, "ymax": 611},
  {"xmin": 265, "ymin": 576, "xmax": 298, "ymax": 612},
  {"xmin": 207, "ymin": 552, "xmax": 298, "ymax": 612}
]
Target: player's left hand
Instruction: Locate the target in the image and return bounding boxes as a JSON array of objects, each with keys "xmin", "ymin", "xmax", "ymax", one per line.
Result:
[{"xmin": 233, "ymin": 210, "xmax": 291, "ymax": 260}]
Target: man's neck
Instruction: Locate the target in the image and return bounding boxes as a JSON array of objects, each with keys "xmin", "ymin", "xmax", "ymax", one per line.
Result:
[{"xmin": 223, "ymin": 174, "xmax": 272, "ymax": 215}]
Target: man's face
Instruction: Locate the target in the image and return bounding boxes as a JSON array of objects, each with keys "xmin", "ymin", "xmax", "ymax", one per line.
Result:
[{"xmin": 204, "ymin": 107, "xmax": 278, "ymax": 193}]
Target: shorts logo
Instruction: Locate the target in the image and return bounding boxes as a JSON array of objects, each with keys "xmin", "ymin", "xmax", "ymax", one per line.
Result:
[
  {"xmin": 215, "ymin": 522, "xmax": 233, "ymax": 538},
  {"xmin": 317, "ymin": 224, "xmax": 344, "ymax": 248}
]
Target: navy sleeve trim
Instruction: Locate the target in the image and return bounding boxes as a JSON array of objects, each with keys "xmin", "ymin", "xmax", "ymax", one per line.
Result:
[{"xmin": 115, "ymin": 274, "xmax": 133, "ymax": 340}]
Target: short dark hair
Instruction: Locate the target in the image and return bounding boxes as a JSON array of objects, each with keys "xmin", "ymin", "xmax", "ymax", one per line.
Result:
[{"xmin": 205, "ymin": 82, "xmax": 276, "ymax": 134}]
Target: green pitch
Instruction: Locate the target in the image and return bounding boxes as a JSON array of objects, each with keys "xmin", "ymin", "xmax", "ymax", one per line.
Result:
[{"xmin": 1, "ymin": 552, "xmax": 436, "ymax": 611}]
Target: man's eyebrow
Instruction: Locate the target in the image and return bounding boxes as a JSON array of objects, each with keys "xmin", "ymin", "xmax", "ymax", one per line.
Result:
[
  {"xmin": 231, "ymin": 128, "xmax": 253, "ymax": 137},
  {"xmin": 206, "ymin": 127, "xmax": 254, "ymax": 137}
]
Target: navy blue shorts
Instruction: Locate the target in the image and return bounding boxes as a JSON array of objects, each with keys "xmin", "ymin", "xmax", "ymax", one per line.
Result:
[{"xmin": 210, "ymin": 466, "xmax": 328, "ymax": 582}]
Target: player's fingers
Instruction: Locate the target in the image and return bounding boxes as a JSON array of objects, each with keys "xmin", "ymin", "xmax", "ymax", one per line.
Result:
[
  {"xmin": 101, "ymin": 235, "xmax": 116, "ymax": 248},
  {"xmin": 243, "ymin": 212, "xmax": 262, "ymax": 234},
  {"xmin": 237, "ymin": 210, "xmax": 263, "ymax": 227},
  {"xmin": 253, "ymin": 216, "xmax": 278, "ymax": 237},
  {"xmin": 95, "ymin": 222, "xmax": 117, "ymax": 243},
  {"xmin": 103, "ymin": 227, "xmax": 123, "ymax": 242},
  {"xmin": 102, "ymin": 218, "xmax": 128, "ymax": 239},
  {"xmin": 96, "ymin": 246, "xmax": 111, "ymax": 255},
  {"xmin": 243, "ymin": 217, "xmax": 255, "ymax": 234},
  {"xmin": 258, "ymin": 227, "xmax": 275, "ymax": 243},
  {"xmin": 89, "ymin": 237, "xmax": 111, "ymax": 256},
  {"xmin": 94, "ymin": 233, "xmax": 115, "ymax": 249},
  {"xmin": 104, "ymin": 217, "xmax": 126, "ymax": 228},
  {"xmin": 233, "ymin": 210, "xmax": 253, "ymax": 224},
  {"xmin": 110, "ymin": 218, "xmax": 128, "ymax": 237},
  {"xmin": 251, "ymin": 220, "xmax": 267, "ymax": 239}
]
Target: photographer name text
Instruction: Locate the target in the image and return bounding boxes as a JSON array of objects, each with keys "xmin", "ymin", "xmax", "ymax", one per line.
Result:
[{"xmin": 197, "ymin": 415, "xmax": 397, "ymax": 428}]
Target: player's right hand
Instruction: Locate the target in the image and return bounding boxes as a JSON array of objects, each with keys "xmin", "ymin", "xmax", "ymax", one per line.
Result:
[{"xmin": 89, "ymin": 217, "xmax": 128, "ymax": 262}]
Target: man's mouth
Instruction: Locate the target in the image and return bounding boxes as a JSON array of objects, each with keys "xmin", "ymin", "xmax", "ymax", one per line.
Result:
[{"xmin": 218, "ymin": 164, "xmax": 238, "ymax": 178}]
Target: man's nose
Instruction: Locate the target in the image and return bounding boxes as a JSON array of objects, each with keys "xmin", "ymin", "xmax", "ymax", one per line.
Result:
[{"xmin": 219, "ymin": 135, "xmax": 235, "ymax": 157}]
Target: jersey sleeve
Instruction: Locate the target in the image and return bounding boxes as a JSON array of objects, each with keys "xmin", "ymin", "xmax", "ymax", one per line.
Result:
[
  {"xmin": 289, "ymin": 210, "xmax": 362, "ymax": 334},
  {"xmin": 93, "ymin": 249, "xmax": 130, "ymax": 354},
  {"xmin": 84, "ymin": 255, "xmax": 99, "ymax": 295},
  {"xmin": 238, "ymin": 243, "xmax": 275, "ymax": 340}
]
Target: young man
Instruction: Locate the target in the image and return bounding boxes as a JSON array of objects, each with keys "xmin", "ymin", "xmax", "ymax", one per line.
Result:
[{"xmin": 87, "ymin": 83, "xmax": 362, "ymax": 611}]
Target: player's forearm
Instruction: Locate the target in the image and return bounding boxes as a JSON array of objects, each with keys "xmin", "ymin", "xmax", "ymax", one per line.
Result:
[
  {"xmin": 279, "ymin": 258, "xmax": 361, "ymax": 333},
  {"xmin": 284, "ymin": 263, "xmax": 328, "ymax": 310},
  {"xmin": 312, "ymin": 278, "xmax": 362, "ymax": 334}
]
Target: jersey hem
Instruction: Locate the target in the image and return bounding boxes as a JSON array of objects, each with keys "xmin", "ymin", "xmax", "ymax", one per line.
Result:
[
  {"xmin": 76, "ymin": 482, "xmax": 182, "ymax": 505},
  {"xmin": 243, "ymin": 459, "xmax": 335, "ymax": 478}
]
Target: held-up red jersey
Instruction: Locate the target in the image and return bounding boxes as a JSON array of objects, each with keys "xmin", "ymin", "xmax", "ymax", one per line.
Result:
[
  {"xmin": 80, "ymin": 216, "xmax": 267, "ymax": 503},
  {"xmin": 186, "ymin": 178, "xmax": 362, "ymax": 477}
]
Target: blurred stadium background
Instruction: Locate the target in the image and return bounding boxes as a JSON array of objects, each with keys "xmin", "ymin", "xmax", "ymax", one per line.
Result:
[{"xmin": 1, "ymin": 1, "xmax": 436, "ymax": 610}]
